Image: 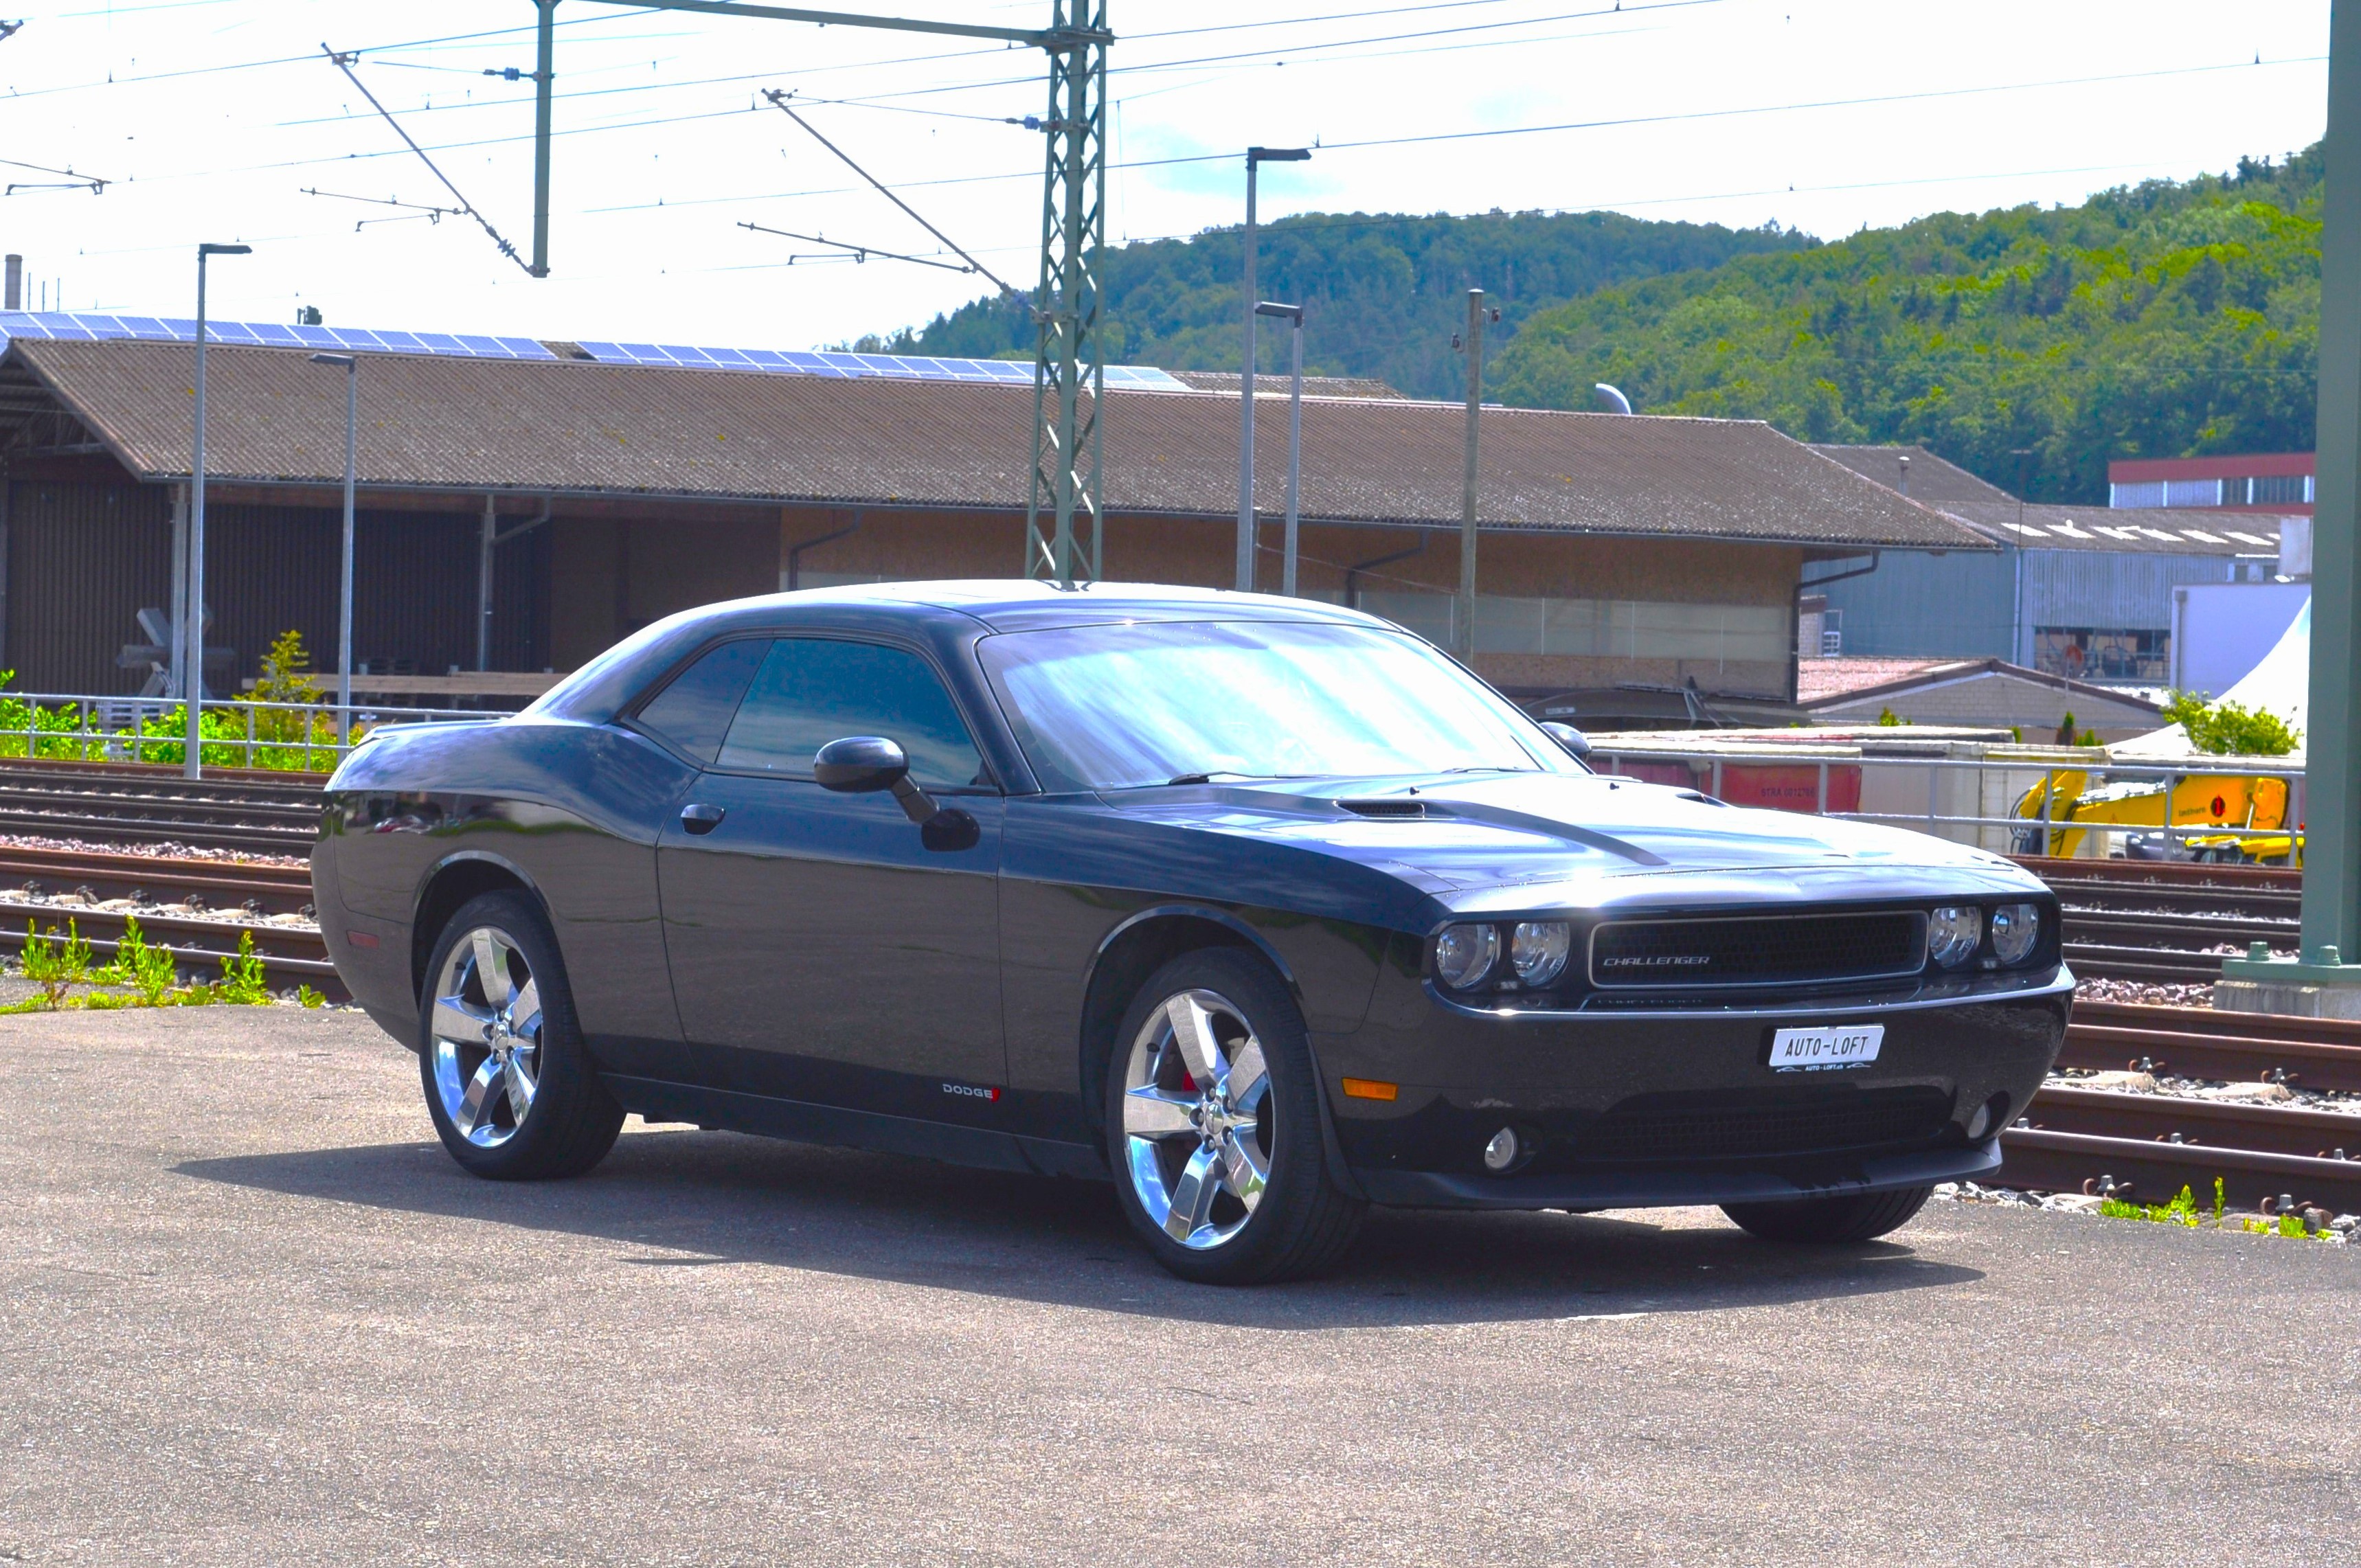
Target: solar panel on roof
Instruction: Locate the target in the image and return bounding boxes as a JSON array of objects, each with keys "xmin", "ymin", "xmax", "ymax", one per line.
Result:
[{"xmin": 0, "ymin": 306, "xmax": 1186, "ymax": 389}]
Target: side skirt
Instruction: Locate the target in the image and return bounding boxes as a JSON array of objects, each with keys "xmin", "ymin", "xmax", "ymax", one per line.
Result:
[{"xmin": 605, "ymin": 1074, "xmax": 1109, "ymax": 1183}]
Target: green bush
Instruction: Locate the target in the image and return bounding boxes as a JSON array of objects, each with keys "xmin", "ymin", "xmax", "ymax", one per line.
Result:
[
  {"xmin": 0, "ymin": 633, "xmax": 360, "ymax": 774},
  {"xmin": 2159, "ymin": 691, "xmax": 2302, "ymax": 755}
]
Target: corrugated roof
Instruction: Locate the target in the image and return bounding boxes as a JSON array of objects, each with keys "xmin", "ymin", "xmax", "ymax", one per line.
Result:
[
  {"xmin": 1796, "ymin": 656, "xmax": 1963, "ymax": 703},
  {"xmin": 1809, "ymin": 442, "xmax": 2281, "ymax": 556},
  {"xmin": 7, "ymin": 337, "xmax": 1993, "ymax": 549},
  {"xmin": 1811, "ymin": 443, "xmax": 2018, "ymax": 507},
  {"xmin": 1798, "ymin": 655, "xmax": 2163, "ymax": 714},
  {"xmin": 1169, "ymin": 370, "xmax": 1408, "ymax": 400},
  {"xmin": 1943, "ymin": 501, "xmax": 2281, "ymax": 556}
]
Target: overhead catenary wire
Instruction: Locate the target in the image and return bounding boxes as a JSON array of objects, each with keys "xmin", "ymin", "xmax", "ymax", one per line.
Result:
[
  {"xmin": 761, "ymin": 88, "xmax": 1015, "ymax": 295},
  {"xmin": 1, "ymin": 154, "xmax": 107, "ymax": 194},
  {"xmin": 302, "ymin": 185, "xmax": 464, "ymax": 233},
  {"xmin": 321, "ymin": 43, "xmax": 533, "ymax": 275},
  {"xmin": 739, "ymin": 219, "xmax": 978, "ymax": 274},
  {"xmin": 262, "ymin": 0, "xmax": 1625, "ymax": 128}
]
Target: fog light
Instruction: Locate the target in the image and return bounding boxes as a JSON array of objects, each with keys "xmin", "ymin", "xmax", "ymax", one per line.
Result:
[
  {"xmin": 1989, "ymin": 903, "xmax": 2040, "ymax": 966},
  {"xmin": 1482, "ymin": 1126, "xmax": 1521, "ymax": 1173},
  {"xmin": 1966, "ymin": 1092, "xmax": 2011, "ymax": 1141},
  {"xmin": 1927, "ymin": 905, "xmax": 1981, "ymax": 968},
  {"xmin": 1435, "ymin": 923, "xmax": 1501, "ymax": 989}
]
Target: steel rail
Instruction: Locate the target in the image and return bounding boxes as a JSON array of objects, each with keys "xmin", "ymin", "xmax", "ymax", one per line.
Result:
[
  {"xmin": 0, "ymin": 902, "xmax": 340, "ymax": 999},
  {"xmin": 1998, "ymin": 1122, "xmax": 2361, "ymax": 1215}
]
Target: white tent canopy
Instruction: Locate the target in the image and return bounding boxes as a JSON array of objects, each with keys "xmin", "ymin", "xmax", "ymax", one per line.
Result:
[{"xmin": 2113, "ymin": 596, "xmax": 2311, "ymax": 759}]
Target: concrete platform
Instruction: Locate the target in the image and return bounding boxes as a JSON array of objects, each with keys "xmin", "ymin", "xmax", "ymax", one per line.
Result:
[{"xmin": 1, "ymin": 1007, "xmax": 2355, "ymax": 1566}]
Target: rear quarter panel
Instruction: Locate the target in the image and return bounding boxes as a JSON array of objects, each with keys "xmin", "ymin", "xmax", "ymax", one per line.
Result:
[{"xmin": 318, "ymin": 718, "xmax": 696, "ymax": 1071}]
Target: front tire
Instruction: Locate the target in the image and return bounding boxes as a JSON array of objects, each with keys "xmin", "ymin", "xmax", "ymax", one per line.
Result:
[
  {"xmin": 1105, "ymin": 949, "xmax": 1364, "ymax": 1284},
  {"xmin": 418, "ymin": 890, "xmax": 623, "ymax": 1181},
  {"xmin": 1721, "ymin": 1185, "xmax": 1932, "ymax": 1245}
]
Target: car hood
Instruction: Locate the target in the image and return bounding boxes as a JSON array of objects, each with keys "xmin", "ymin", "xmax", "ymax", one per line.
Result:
[{"xmin": 1107, "ymin": 770, "xmax": 2043, "ymax": 914}]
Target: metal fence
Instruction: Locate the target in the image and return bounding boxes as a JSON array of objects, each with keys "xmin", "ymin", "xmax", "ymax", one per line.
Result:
[
  {"xmin": 0, "ymin": 690, "xmax": 515, "ymax": 773},
  {"xmin": 1587, "ymin": 739, "xmax": 2309, "ymax": 860}
]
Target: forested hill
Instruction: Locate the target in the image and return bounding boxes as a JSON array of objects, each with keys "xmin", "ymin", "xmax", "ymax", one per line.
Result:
[
  {"xmin": 1493, "ymin": 150, "xmax": 2324, "ymax": 503},
  {"xmin": 859, "ymin": 209, "xmax": 1810, "ymax": 402}
]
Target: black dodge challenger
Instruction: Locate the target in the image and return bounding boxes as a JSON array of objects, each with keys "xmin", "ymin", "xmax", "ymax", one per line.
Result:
[{"xmin": 315, "ymin": 582, "xmax": 2069, "ymax": 1283}]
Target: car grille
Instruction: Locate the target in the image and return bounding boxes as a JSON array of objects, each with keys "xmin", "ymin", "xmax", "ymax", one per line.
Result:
[
  {"xmin": 1589, "ymin": 911, "xmax": 1923, "ymax": 989},
  {"xmin": 1570, "ymin": 1087, "xmax": 1952, "ymax": 1164}
]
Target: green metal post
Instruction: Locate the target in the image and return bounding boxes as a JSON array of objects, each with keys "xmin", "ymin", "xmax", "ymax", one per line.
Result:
[
  {"xmin": 1024, "ymin": 0, "xmax": 1107, "ymax": 589},
  {"xmin": 531, "ymin": 0, "xmax": 556, "ymax": 277},
  {"xmin": 2222, "ymin": 0, "xmax": 2361, "ymax": 1012},
  {"xmin": 2306, "ymin": 0, "xmax": 2361, "ymax": 964}
]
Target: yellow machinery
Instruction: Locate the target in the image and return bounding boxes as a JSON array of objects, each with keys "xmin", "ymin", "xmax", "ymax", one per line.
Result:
[{"xmin": 2013, "ymin": 768, "xmax": 2297, "ymax": 863}]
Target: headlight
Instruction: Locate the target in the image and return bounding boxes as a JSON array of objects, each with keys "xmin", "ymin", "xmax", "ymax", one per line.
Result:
[
  {"xmin": 1927, "ymin": 905, "xmax": 1982, "ymax": 968},
  {"xmin": 1434, "ymin": 923, "xmax": 1501, "ymax": 989},
  {"xmin": 1990, "ymin": 902, "xmax": 2040, "ymax": 966},
  {"xmin": 1510, "ymin": 920, "xmax": 1571, "ymax": 986}
]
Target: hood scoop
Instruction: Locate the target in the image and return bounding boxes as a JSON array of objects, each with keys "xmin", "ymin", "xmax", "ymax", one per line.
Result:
[{"xmin": 1337, "ymin": 797, "xmax": 1427, "ymax": 819}]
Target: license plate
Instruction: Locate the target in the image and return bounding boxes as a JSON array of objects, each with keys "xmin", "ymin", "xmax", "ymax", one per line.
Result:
[{"xmin": 1766, "ymin": 1023, "xmax": 1884, "ymax": 1071}]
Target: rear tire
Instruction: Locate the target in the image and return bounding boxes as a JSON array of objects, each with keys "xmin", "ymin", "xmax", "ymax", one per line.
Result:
[
  {"xmin": 1721, "ymin": 1184, "xmax": 1932, "ymax": 1244},
  {"xmin": 1105, "ymin": 949, "xmax": 1364, "ymax": 1284},
  {"xmin": 418, "ymin": 890, "xmax": 623, "ymax": 1181}
]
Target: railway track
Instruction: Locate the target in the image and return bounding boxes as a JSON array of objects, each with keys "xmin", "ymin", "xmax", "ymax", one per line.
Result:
[
  {"xmin": 2014, "ymin": 855, "xmax": 2301, "ymax": 984},
  {"xmin": 1997, "ymin": 999, "xmax": 2361, "ymax": 1214},
  {"xmin": 0, "ymin": 841, "xmax": 339, "ymax": 999},
  {"xmin": 0, "ymin": 755, "xmax": 324, "ymax": 856}
]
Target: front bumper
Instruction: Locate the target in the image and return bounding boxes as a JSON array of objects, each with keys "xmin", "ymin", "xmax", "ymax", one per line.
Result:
[{"xmin": 1324, "ymin": 957, "xmax": 2070, "ymax": 1212}]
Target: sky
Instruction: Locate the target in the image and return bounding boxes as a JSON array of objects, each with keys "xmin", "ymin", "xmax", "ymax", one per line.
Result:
[{"xmin": 0, "ymin": 0, "xmax": 2334, "ymax": 354}]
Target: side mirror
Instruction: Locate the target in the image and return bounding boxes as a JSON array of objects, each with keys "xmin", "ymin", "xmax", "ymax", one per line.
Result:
[
  {"xmin": 1541, "ymin": 720, "xmax": 1592, "ymax": 760},
  {"xmin": 813, "ymin": 735, "xmax": 909, "ymax": 793},
  {"xmin": 813, "ymin": 735, "xmax": 975, "ymax": 850}
]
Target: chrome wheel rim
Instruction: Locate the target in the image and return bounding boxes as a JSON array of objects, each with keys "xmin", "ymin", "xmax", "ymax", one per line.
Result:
[
  {"xmin": 429, "ymin": 927, "xmax": 543, "ymax": 1148},
  {"xmin": 1120, "ymin": 988, "xmax": 1273, "ymax": 1251}
]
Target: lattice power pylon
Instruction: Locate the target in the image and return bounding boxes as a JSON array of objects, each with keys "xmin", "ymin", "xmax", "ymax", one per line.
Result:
[
  {"xmin": 1023, "ymin": 0, "xmax": 1109, "ymax": 588},
  {"xmin": 528, "ymin": 2, "xmax": 1113, "ymax": 587}
]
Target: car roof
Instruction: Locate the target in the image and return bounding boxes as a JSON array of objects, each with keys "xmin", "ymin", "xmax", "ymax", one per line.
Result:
[
  {"xmin": 743, "ymin": 579, "xmax": 1388, "ymax": 633},
  {"xmin": 529, "ymin": 579, "xmax": 1396, "ymax": 724}
]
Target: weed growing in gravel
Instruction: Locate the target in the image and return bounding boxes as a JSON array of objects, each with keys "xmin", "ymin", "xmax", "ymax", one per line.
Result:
[
  {"xmin": 5, "ymin": 920, "xmax": 282, "ymax": 1012},
  {"xmin": 17, "ymin": 919, "xmax": 92, "ymax": 1008},
  {"xmin": 2099, "ymin": 1178, "xmax": 2334, "ymax": 1241},
  {"xmin": 2099, "ymin": 1184, "xmax": 2205, "ymax": 1227},
  {"xmin": 98, "ymin": 918, "xmax": 179, "ymax": 1006}
]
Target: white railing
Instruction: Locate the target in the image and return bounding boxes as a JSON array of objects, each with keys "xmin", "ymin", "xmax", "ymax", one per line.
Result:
[
  {"xmin": 0, "ymin": 690, "xmax": 515, "ymax": 773},
  {"xmin": 1586, "ymin": 737, "xmax": 2309, "ymax": 860}
]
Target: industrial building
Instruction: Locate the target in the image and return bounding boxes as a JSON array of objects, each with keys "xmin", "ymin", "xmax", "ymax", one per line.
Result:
[
  {"xmin": 1806, "ymin": 444, "xmax": 2289, "ymax": 683},
  {"xmin": 0, "ymin": 310, "xmax": 1987, "ymax": 720}
]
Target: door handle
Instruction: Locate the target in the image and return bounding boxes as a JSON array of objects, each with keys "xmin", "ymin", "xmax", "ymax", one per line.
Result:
[{"xmin": 679, "ymin": 803, "xmax": 725, "ymax": 835}]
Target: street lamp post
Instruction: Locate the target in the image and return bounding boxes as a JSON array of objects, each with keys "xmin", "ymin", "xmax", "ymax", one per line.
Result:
[
  {"xmin": 309, "ymin": 352, "xmax": 359, "ymax": 737},
  {"xmin": 185, "ymin": 241, "xmax": 251, "ymax": 780},
  {"xmin": 1237, "ymin": 146, "xmax": 1309, "ymax": 592},
  {"xmin": 1255, "ymin": 301, "xmax": 1305, "ymax": 596}
]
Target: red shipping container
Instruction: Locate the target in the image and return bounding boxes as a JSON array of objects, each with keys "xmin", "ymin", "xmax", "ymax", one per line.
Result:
[{"xmin": 1715, "ymin": 764, "xmax": 1862, "ymax": 815}]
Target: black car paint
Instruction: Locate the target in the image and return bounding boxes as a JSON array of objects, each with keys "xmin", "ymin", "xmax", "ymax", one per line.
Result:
[{"xmin": 314, "ymin": 582, "xmax": 2070, "ymax": 1209}]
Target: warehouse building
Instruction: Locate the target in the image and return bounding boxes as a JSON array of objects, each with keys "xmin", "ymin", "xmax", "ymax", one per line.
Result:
[
  {"xmin": 1807, "ymin": 444, "xmax": 2287, "ymax": 683},
  {"xmin": 0, "ymin": 311, "xmax": 1987, "ymax": 720}
]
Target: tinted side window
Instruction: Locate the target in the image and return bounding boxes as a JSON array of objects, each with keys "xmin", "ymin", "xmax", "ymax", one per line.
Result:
[
  {"xmin": 631, "ymin": 638, "xmax": 767, "ymax": 764},
  {"xmin": 717, "ymin": 639, "xmax": 985, "ymax": 787}
]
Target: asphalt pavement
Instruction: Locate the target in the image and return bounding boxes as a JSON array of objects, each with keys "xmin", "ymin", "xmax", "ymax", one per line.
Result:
[{"xmin": 1, "ymin": 1005, "xmax": 2355, "ymax": 1566}]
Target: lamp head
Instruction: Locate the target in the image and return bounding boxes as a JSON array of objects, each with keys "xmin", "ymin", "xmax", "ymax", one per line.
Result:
[
  {"xmin": 198, "ymin": 242, "xmax": 252, "ymax": 257},
  {"xmin": 1246, "ymin": 146, "xmax": 1311, "ymax": 166},
  {"xmin": 308, "ymin": 352, "xmax": 356, "ymax": 369},
  {"xmin": 1254, "ymin": 301, "xmax": 1304, "ymax": 323}
]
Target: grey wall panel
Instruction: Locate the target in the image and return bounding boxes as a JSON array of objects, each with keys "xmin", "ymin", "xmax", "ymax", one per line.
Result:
[
  {"xmin": 1815, "ymin": 549, "xmax": 2016, "ymax": 659},
  {"xmin": 2019, "ymin": 549, "xmax": 2235, "ymax": 633}
]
